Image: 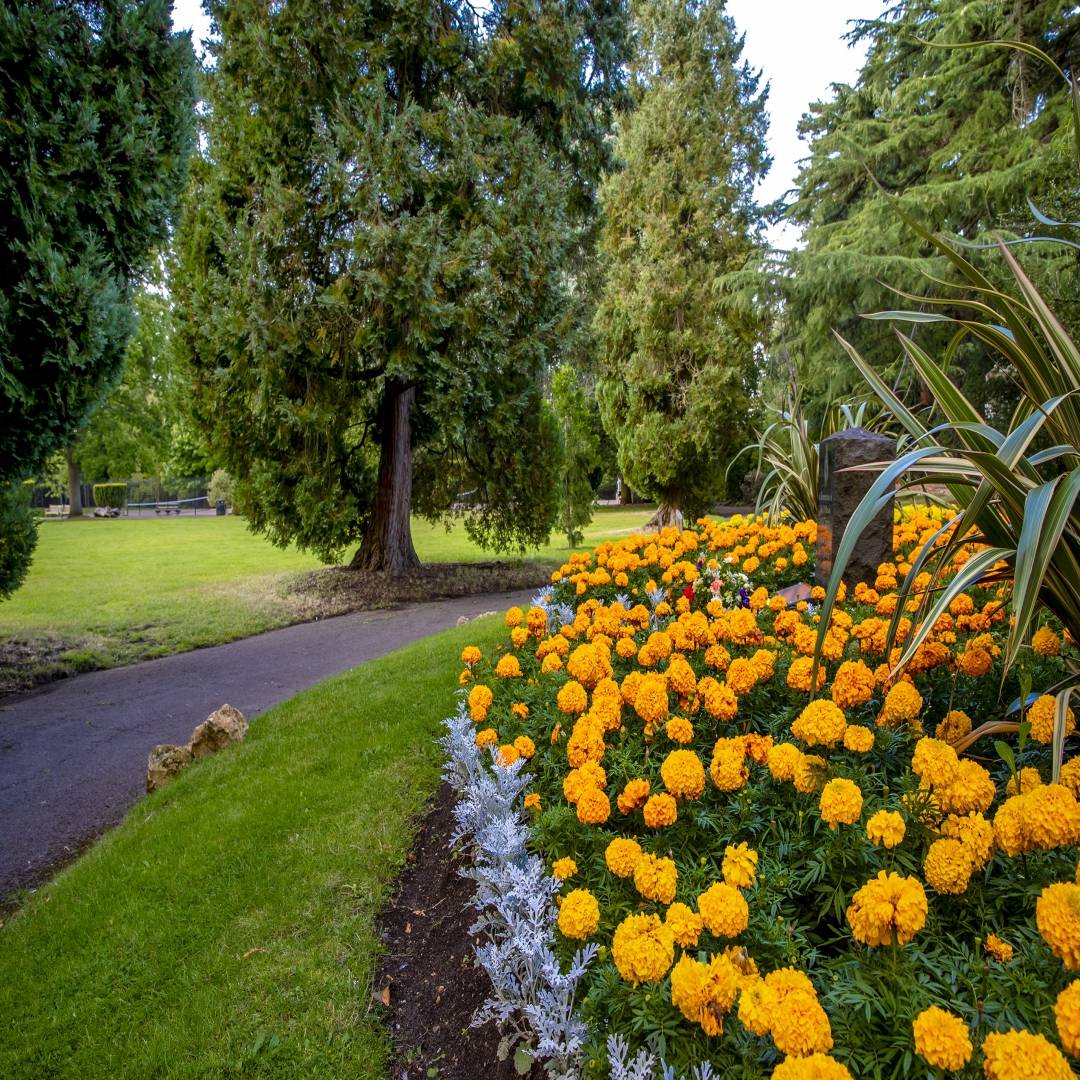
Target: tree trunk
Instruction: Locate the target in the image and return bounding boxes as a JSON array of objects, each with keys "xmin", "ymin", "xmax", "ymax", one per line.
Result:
[
  {"xmin": 645, "ymin": 502, "xmax": 683, "ymax": 532},
  {"xmin": 350, "ymin": 384, "xmax": 421, "ymax": 575},
  {"xmin": 66, "ymin": 449, "xmax": 82, "ymax": 517}
]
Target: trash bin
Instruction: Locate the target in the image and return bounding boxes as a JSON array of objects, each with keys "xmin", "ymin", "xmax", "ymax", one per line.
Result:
[{"xmin": 216, "ymin": 499, "xmax": 226, "ymax": 516}]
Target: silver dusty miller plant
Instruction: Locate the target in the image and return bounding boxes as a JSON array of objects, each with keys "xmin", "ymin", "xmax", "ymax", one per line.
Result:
[
  {"xmin": 442, "ymin": 701, "xmax": 596, "ymax": 1080},
  {"xmin": 443, "ymin": 693, "xmax": 717, "ymax": 1080}
]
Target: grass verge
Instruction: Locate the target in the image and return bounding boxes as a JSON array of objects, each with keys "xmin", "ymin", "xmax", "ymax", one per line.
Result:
[
  {"xmin": 0, "ymin": 507, "xmax": 655, "ymax": 691},
  {"xmin": 0, "ymin": 617, "xmax": 503, "ymax": 1079}
]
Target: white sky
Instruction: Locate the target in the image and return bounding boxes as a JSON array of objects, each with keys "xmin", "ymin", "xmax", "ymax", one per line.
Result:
[{"xmin": 171, "ymin": 0, "xmax": 884, "ymax": 248}]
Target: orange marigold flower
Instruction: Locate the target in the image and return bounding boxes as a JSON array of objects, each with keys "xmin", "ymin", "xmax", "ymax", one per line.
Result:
[
  {"xmin": 923, "ymin": 837, "xmax": 974, "ymax": 895},
  {"xmin": 879, "ymin": 681, "xmax": 923, "ymax": 727},
  {"xmin": 504, "ymin": 606, "xmax": 524, "ymax": 629},
  {"xmin": 556, "ymin": 680, "xmax": 588, "ymax": 715},
  {"xmin": 1055, "ymin": 980, "xmax": 1080, "ymax": 1057},
  {"xmin": 1027, "ymin": 694, "xmax": 1077, "ymax": 745},
  {"xmin": 1033, "ymin": 625, "xmax": 1063, "ymax": 657},
  {"xmin": 984, "ymin": 934, "xmax": 1013, "ymax": 962},
  {"xmin": 770, "ymin": 990, "xmax": 833, "ymax": 1057},
  {"xmin": 830, "ymin": 659, "xmax": 876, "ymax": 710},
  {"xmin": 786, "ymin": 656, "xmax": 827, "ymax": 693},
  {"xmin": 475, "ymin": 727, "xmax": 498, "ymax": 748},
  {"xmin": 665, "ymin": 716, "xmax": 694, "ymax": 743},
  {"xmin": 670, "ymin": 952, "xmax": 739, "ymax": 1036},
  {"xmin": 843, "ymin": 724, "xmax": 875, "ymax": 752},
  {"xmin": 941, "ymin": 811, "xmax": 994, "ymax": 870},
  {"xmin": 1037, "ymin": 882, "xmax": 1080, "ymax": 969},
  {"xmin": 710, "ymin": 736, "xmax": 749, "ymax": 791},
  {"xmin": 771, "ymin": 1055, "xmax": 852, "ymax": 1080},
  {"xmin": 935, "ymin": 709, "xmax": 973, "ymax": 744},
  {"xmin": 575, "ymin": 786, "xmax": 611, "ymax": 825},
  {"xmin": 557, "ymin": 888, "xmax": 599, "ymax": 940},
  {"xmin": 820, "ymin": 778, "xmax": 863, "ymax": 830},
  {"xmin": 461, "ymin": 645, "xmax": 482, "ymax": 666},
  {"xmin": 496, "ymin": 743, "xmax": 521, "ymax": 766},
  {"xmin": 982, "ymin": 1030, "xmax": 1074, "ymax": 1080},
  {"xmin": 552, "ymin": 856, "xmax": 577, "ymax": 880},
  {"xmin": 847, "ymin": 871, "xmax": 927, "ymax": 946},
  {"xmin": 792, "ymin": 699, "xmax": 848, "ymax": 748},
  {"xmin": 468, "ymin": 683, "xmax": 494, "ymax": 723},
  {"xmin": 911, "ymin": 737, "xmax": 960, "ymax": 790},
  {"xmin": 661, "ymin": 749, "xmax": 706, "ymax": 800},
  {"xmin": 643, "ymin": 792, "xmax": 678, "ymax": 827},
  {"xmin": 912, "ymin": 1006, "xmax": 972, "ymax": 1072},
  {"xmin": 605, "ymin": 837, "xmax": 642, "ymax": 878},
  {"xmin": 495, "ymin": 653, "xmax": 522, "ymax": 679},
  {"xmin": 633, "ymin": 852, "xmax": 678, "ymax": 904},
  {"xmin": 616, "ymin": 777, "xmax": 650, "ymax": 814},
  {"xmin": 767, "ymin": 742, "xmax": 802, "ymax": 782},
  {"xmin": 936, "ymin": 759, "xmax": 995, "ymax": 815},
  {"xmin": 665, "ymin": 901, "xmax": 703, "ymax": 947},
  {"xmin": 523, "ymin": 792, "xmax": 541, "ymax": 812},
  {"xmin": 697, "ymin": 881, "xmax": 749, "ymax": 938}
]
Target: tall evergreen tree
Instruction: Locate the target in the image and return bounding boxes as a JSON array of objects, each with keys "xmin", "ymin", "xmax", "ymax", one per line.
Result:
[
  {"xmin": 781, "ymin": 0, "xmax": 1078, "ymax": 421},
  {"xmin": 0, "ymin": 0, "xmax": 196, "ymax": 593},
  {"xmin": 174, "ymin": 0, "xmax": 628, "ymax": 573},
  {"xmin": 593, "ymin": 0, "xmax": 769, "ymax": 524}
]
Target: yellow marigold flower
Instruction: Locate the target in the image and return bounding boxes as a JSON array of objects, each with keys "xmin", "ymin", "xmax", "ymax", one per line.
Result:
[
  {"xmin": 666, "ymin": 716, "xmax": 694, "ymax": 743},
  {"xmin": 912, "ymin": 1006, "xmax": 972, "ymax": 1072},
  {"xmin": 611, "ymin": 912, "xmax": 675, "ymax": 985},
  {"xmin": 575, "ymin": 786, "xmax": 611, "ymax": 825},
  {"xmin": 512, "ymin": 736, "xmax": 535, "ymax": 761},
  {"xmin": 771, "ymin": 989, "xmax": 834, "ymax": 1057},
  {"xmin": 911, "ymin": 737, "xmax": 960, "ymax": 790},
  {"xmin": 557, "ymin": 888, "xmax": 599, "ymax": 940},
  {"xmin": 982, "ymin": 1030, "xmax": 1074, "ymax": 1080},
  {"xmin": 1055, "ymin": 981, "xmax": 1080, "ymax": 1057},
  {"xmin": 661, "ymin": 749, "xmax": 706, "ymax": 800},
  {"xmin": 700, "ymin": 677, "xmax": 739, "ymax": 721},
  {"xmin": 1006, "ymin": 766, "xmax": 1043, "ymax": 797},
  {"xmin": 552, "ymin": 856, "xmax": 577, "ymax": 880},
  {"xmin": 1034, "ymin": 625, "xmax": 1063, "ymax": 657},
  {"xmin": 765, "ymin": 967, "xmax": 816, "ymax": 1000},
  {"xmin": 767, "ymin": 742, "xmax": 802, "ymax": 782},
  {"xmin": 526, "ymin": 605, "xmax": 548, "ymax": 638},
  {"xmin": 523, "ymin": 792, "xmax": 541, "ymax": 812},
  {"xmin": 697, "ymin": 881, "xmax": 749, "ymax": 938},
  {"xmin": 511, "ymin": 702, "xmax": 529, "ymax": 720},
  {"xmin": 556, "ymin": 680, "xmax": 588, "ymax": 715},
  {"xmin": 984, "ymin": 934, "xmax": 1013, "ymax": 962},
  {"xmin": 819, "ymin": 778, "xmax": 863, "ymax": 830},
  {"xmin": 867, "ymin": 809, "xmax": 906, "ymax": 849},
  {"xmin": 771, "ymin": 1056, "xmax": 853, "ymax": 1080},
  {"xmin": 496, "ymin": 743, "xmax": 521, "ymax": 766},
  {"xmin": 704, "ymin": 643, "xmax": 732, "ymax": 670},
  {"xmin": 475, "ymin": 727, "xmax": 498, "ymax": 748},
  {"xmin": 1037, "ymin": 882, "xmax": 1080, "ymax": 969},
  {"xmin": 468, "ymin": 683, "xmax": 494, "ymax": 723},
  {"xmin": 461, "ymin": 645, "xmax": 482, "ymax": 666},
  {"xmin": 846, "ymin": 871, "xmax": 927, "ymax": 946},
  {"xmin": 941, "ymin": 811, "xmax": 994, "ymax": 869},
  {"xmin": 1028, "ymin": 694, "xmax": 1076, "ymax": 745},
  {"xmin": 616, "ymin": 777, "xmax": 650, "ymax": 815},
  {"xmin": 665, "ymin": 902, "xmax": 703, "ymax": 947},
  {"xmin": 879, "ymin": 681, "xmax": 923, "ymax": 727},
  {"xmin": 633, "ymin": 853, "xmax": 678, "ymax": 904},
  {"xmin": 996, "ymin": 784, "xmax": 1080, "ymax": 854},
  {"xmin": 510, "ymin": 626, "xmax": 529, "ymax": 649},
  {"xmin": 670, "ymin": 952, "xmax": 739, "ymax": 1036},
  {"xmin": 643, "ymin": 792, "xmax": 678, "ymax": 827},
  {"xmin": 605, "ymin": 837, "xmax": 643, "ymax": 878},
  {"xmin": 616, "ymin": 635, "xmax": 638, "ymax": 659},
  {"xmin": 924, "ymin": 837, "xmax": 974, "ymax": 895},
  {"xmin": 935, "ymin": 709, "xmax": 973, "ymax": 743},
  {"xmin": 504, "ymin": 606, "xmax": 524, "ymax": 629},
  {"xmin": 722, "ymin": 842, "xmax": 758, "ymax": 889},
  {"xmin": 792, "ymin": 700, "xmax": 848, "ymax": 749},
  {"xmin": 710, "ymin": 737, "xmax": 749, "ymax": 791},
  {"xmin": 936, "ymin": 759, "xmax": 995, "ymax": 815},
  {"xmin": 786, "ymin": 655, "xmax": 827, "ymax": 693},
  {"xmin": 726, "ymin": 657, "xmax": 760, "ymax": 696},
  {"xmin": 458, "ymin": 669, "xmax": 472, "ymax": 686},
  {"xmin": 831, "ymin": 659, "xmax": 876, "ymax": 710},
  {"xmin": 541, "ymin": 652, "xmax": 564, "ymax": 674},
  {"xmin": 666, "ymin": 653, "xmax": 698, "ymax": 697},
  {"xmin": 1061, "ymin": 758, "xmax": 1080, "ymax": 798},
  {"xmin": 839, "ymin": 724, "xmax": 873, "ymax": 753},
  {"xmin": 737, "ymin": 976, "xmax": 777, "ymax": 1036},
  {"xmin": 794, "ymin": 753, "xmax": 827, "ymax": 795}
]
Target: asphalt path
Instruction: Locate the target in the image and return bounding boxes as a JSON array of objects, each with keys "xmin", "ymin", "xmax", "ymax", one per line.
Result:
[{"xmin": 0, "ymin": 588, "xmax": 535, "ymax": 900}]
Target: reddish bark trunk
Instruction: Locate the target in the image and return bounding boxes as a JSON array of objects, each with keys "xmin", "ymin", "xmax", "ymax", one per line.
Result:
[{"xmin": 350, "ymin": 384, "xmax": 421, "ymax": 575}]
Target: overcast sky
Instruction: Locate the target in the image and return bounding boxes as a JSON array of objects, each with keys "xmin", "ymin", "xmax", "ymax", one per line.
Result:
[{"xmin": 170, "ymin": 0, "xmax": 885, "ymax": 247}]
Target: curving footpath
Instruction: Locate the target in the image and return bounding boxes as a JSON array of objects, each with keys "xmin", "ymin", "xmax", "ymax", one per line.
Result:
[{"xmin": 0, "ymin": 588, "xmax": 536, "ymax": 900}]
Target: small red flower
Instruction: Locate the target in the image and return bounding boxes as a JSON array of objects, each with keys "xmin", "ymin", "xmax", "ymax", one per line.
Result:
[{"xmin": 683, "ymin": 586, "xmax": 694, "ymax": 601}]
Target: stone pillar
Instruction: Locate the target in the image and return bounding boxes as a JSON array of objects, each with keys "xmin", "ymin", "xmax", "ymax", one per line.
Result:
[{"xmin": 815, "ymin": 428, "xmax": 895, "ymax": 589}]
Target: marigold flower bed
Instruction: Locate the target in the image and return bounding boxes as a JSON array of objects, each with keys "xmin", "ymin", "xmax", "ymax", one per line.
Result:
[{"xmin": 454, "ymin": 508, "xmax": 1080, "ymax": 1078}]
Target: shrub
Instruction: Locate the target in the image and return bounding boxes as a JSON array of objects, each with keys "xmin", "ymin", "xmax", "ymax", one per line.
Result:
[
  {"xmin": 0, "ymin": 482, "xmax": 37, "ymax": 600},
  {"xmin": 92, "ymin": 483, "xmax": 127, "ymax": 510},
  {"xmin": 453, "ymin": 510, "xmax": 1079, "ymax": 1078},
  {"xmin": 207, "ymin": 469, "xmax": 234, "ymax": 509}
]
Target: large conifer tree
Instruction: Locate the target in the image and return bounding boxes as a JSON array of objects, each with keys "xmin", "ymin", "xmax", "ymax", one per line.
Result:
[
  {"xmin": 782, "ymin": 0, "xmax": 1077, "ymax": 420},
  {"xmin": 0, "ymin": 0, "xmax": 195, "ymax": 595},
  {"xmin": 593, "ymin": 0, "xmax": 769, "ymax": 523},
  {"xmin": 174, "ymin": 0, "xmax": 628, "ymax": 573}
]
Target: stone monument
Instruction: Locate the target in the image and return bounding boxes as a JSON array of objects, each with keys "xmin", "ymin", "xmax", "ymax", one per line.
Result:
[{"xmin": 815, "ymin": 428, "xmax": 895, "ymax": 589}]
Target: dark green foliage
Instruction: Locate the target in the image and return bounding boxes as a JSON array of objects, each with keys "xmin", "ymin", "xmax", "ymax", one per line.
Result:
[
  {"xmin": 551, "ymin": 364, "xmax": 602, "ymax": 546},
  {"xmin": 779, "ymin": 0, "xmax": 1078, "ymax": 421},
  {"xmin": 594, "ymin": 0, "xmax": 770, "ymax": 520},
  {"xmin": 92, "ymin": 483, "xmax": 128, "ymax": 509},
  {"xmin": 0, "ymin": 483, "xmax": 36, "ymax": 600},
  {"xmin": 0, "ymin": 0, "xmax": 197, "ymax": 482},
  {"xmin": 174, "ymin": 0, "xmax": 628, "ymax": 571}
]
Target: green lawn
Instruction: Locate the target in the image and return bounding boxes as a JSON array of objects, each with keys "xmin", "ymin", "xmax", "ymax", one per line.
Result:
[
  {"xmin": 0, "ymin": 505, "xmax": 654, "ymax": 686},
  {"xmin": 0, "ymin": 617, "xmax": 504, "ymax": 1079}
]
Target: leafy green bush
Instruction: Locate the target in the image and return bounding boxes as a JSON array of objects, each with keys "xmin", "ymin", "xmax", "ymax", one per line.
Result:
[
  {"xmin": 0, "ymin": 482, "xmax": 37, "ymax": 600},
  {"xmin": 207, "ymin": 469, "xmax": 234, "ymax": 509},
  {"xmin": 92, "ymin": 483, "xmax": 127, "ymax": 510}
]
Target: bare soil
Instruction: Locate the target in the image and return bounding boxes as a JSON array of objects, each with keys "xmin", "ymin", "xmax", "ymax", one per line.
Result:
[{"xmin": 376, "ymin": 782, "xmax": 533, "ymax": 1080}]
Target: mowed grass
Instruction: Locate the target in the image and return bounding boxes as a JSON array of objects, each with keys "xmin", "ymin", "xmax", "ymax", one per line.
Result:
[
  {"xmin": 0, "ymin": 617, "xmax": 503, "ymax": 1079},
  {"xmin": 0, "ymin": 505, "xmax": 654, "ymax": 684}
]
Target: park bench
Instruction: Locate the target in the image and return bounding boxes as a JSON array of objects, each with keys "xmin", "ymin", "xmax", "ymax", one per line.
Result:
[
  {"xmin": 43, "ymin": 504, "xmax": 68, "ymax": 518},
  {"xmin": 154, "ymin": 501, "xmax": 181, "ymax": 515}
]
